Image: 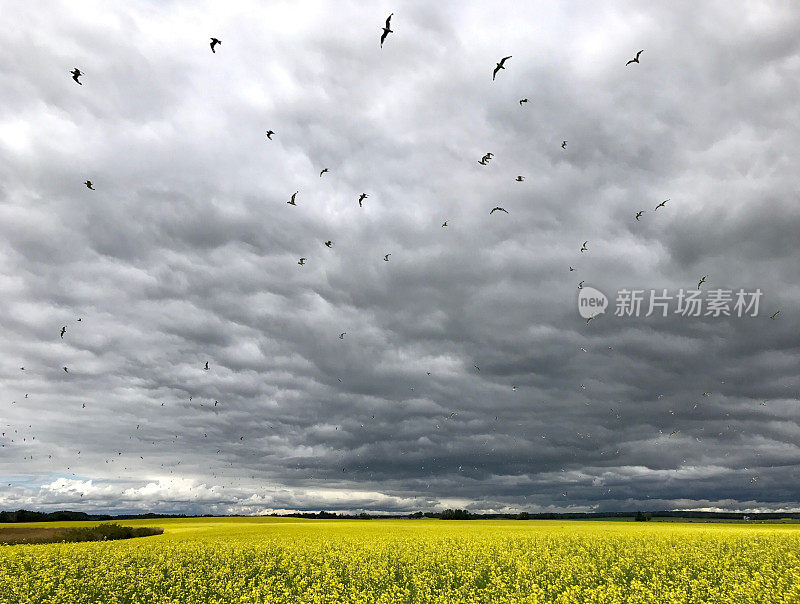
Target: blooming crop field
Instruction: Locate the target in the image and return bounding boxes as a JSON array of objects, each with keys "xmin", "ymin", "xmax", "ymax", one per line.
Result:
[{"xmin": 1, "ymin": 518, "xmax": 799, "ymax": 603}]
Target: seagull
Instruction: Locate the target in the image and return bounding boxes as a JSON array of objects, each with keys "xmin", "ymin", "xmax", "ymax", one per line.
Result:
[
  {"xmin": 319, "ymin": 168, "xmax": 328, "ymax": 177},
  {"xmin": 339, "ymin": 333, "xmax": 346, "ymax": 339},
  {"xmin": 569, "ymin": 266, "xmax": 575, "ymax": 271},
  {"xmin": 84, "ymin": 180, "xmax": 94, "ymax": 190},
  {"xmin": 519, "ymin": 98, "xmax": 528, "ymax": 105},
  {"xmin": 516, "ymin": 176, "xmax": 525, "ymax": 182},
  {"xmin": 287, "ymin": 191, "xmax": 298, "ymax": 205},
  {"xmin": 770, "ymin": 311, "xmax": 780, "ymax": 320},
  {"xmin": 70, "ymin": 68, "xmax": 83, "ymax": 85},
  {"xmin": 324, "ymin": 241, "xmax": 333, "ymax": 248},
  {"xmin": 492, "ymin": 56, "xmax": 512, "ymax": 80},
  {"xmin": 204, "ymin": 361, "xmax": 209, "ymax": 371},
  {"xmin": 358, "ymin": 193, "xmax": 368, "ymax": 207},
  {"xmin": 63, "ymin": 366, "xmax": 68, "ymax": 372},
  {"xmin": 380, "ymin": 13, "xmax": 393, "ymax": 48},
  {"xmin": 298, "ymin": 257, "xmax": 306, "ymax": 266},
  {"xmin": 60, "ymin": 326, "xmax": 66, "ymax": 339},
  {"xmin": 697, "ymin": 275, "xmax": 707, "ymax": 289},
  {"xmin": 562, "ymin": 141, "xmax": 567, "ymax": 149},
  {"xmin": 441, "ymin": 221, "xmax": 448, "ymax": 227},
  {"xmin": 384, "ymin": 254, "xmax": 391, "ymax": 261},
  {"xmin": 578, "ymin": 281, "xmax": 584, "ymax": 289},
  {"xmin": 654, "ymin": 199, "xmax": 669, "ymax": 210},
  {"xmin": 580, "ymin": 241, "xmax": 588, "ymax": 252},
  {"xmin": 626, "ymin": 50, "xmax": 644, "ymax": 66},
  {"xmin": 490, "ymin": 207, "xmax": 508, "ymax": 214},
  {"xmin": 635, "ymin": 211, "xmax": 644, "ymax": 220},
  {"xmin": 265, "ymin": 130, "xmax": 274, "ymax": 140},
  {"xmin": 210, "ymin": 38, "xmax": 221, "ymax": 53}
]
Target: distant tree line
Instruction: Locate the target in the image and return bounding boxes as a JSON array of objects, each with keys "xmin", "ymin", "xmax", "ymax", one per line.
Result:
[{"xmin": 0, "ymin": 509, "xmax": 187, "ymax": 523}]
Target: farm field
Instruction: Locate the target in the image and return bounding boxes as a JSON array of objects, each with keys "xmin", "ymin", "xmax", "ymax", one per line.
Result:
[{"xmin": 1, "ymin": 518, "xmax": 799, "ymax": 603}]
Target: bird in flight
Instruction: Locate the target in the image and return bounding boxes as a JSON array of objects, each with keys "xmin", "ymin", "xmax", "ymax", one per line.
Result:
[
  {"xmin": 697, "ymin": 275, "xmax": 707, "ymax": 289},
  {"xmin": 626, "ymin": 50, "xmax": 644, "ymax": 66},
  {"xmin": 380, "ymin": 13, "xmax": 393, "ymax": 47},
  {"xmin": 298, "ymin": 257, "xmax": 306, "ymax": 266},
  {"xmin": 210, "ymin": 38, "xmax": 221, "ymax": 53},
  {"xmin": 586, "ymin": 315, "xmax": 596, "ymax": 324},
  {"xmin": 635, "ymin": 211, "xmax": 644, "ymax": 220},
  {"xmin": 578, "ymin": 281, "xmax": 584, "ymax": 289},
  {"xmin": 490, "ymin": 207, "xmax": 508, "ymax": 214},
  {"xmin": 384, "ymin": 254, "xmax": 391, "ymax": 261},
  {"xmin": 519, "ymin": 98, "xmax": 528, "ymax": 105},
  {"xmin": 581, "ymin": 241, "xmax": 588, "ymax": 252},
  {"xmin": 358, "ymin": 193, "xmax": 368, "ymax": 207},
  {"xmin": 265, "ymin": 130, "xmax": 274, "ymax": 140},
  {"xmin": 478, "ymin": 157, "xmax": 488, "ymax": 165},
  {"xmin": 60, "ymin": 326, "xmax": 66, "ymax": 339},
  {"xmin": 319, "ymin": 168, "xmax": 328, "ymax": 177},
  {"xmin": 63, "ymin": 366, "xmax": 68, "ymax": 372},
  {"xmin": 493, "ymin": 56, "xmax": 512, "ymax": 80},
  {"xmin": 204, "ymin": 361, "xmax": 209, "ymax": 371},
  {"xmin": 561, "ymin": 141, "xmax": 568, "ymax": 150},
  {"xmin": 339, "ymin": 332, "xmax": 346, "ymax": 339},
  {"xmin": 516, "ymin": 176, "xmax": 525, "ymax": 182},
  {"xmin": 70, "ymin": 68, "xmax": 83, "ymax": 85},
  {"xmin": 287, "ymin": 191, "xmax": 298, "ymax": 205},
  {"xmin": 770, "ymin": 311, "xmax": 780, "ymax": 320},
  {"xmin": 84, "ymin": 180, "xmax": 94, "ymax": 190},
  {"xmin": 655, "ymin": 199, "xmax": 669, "ymax": 210},
  {"xmin": 702, "ymin": 392, "xmax": 711, "ymax": 397},
  {"xmin": 569, "ymin": 266, "xmax": 575, "ymax": 271},
  {"xmin": 441, "ymin": 221, "xmax": 448, "ymax": 227},
  {"xmin": 324, "ymin": 241, "xmax": 333, "ymax": 248},
  {"xmin": 474, "ymin": 365, "xmax": 480, "ymax": 371},
  {"xmin": 669, "ymin": 429, "xmax": 679, "ymax": 437}
]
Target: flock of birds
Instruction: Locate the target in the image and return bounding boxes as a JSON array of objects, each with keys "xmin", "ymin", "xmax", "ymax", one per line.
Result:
[{"xmin": 4, "ymin": 14, "xmax": 783, "ymax": 503}]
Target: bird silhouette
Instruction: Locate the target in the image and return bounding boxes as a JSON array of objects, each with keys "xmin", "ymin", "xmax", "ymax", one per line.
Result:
[
  {"xmin": 626, "ymin": 50, "xmax": 644, "ymax": 65},
  {"xmin": 324, "ymin": 241, "xmax": 333, "ymax": 248},
  {"xmin": 516, "ymin": 176, "xmax": 525, "ymax": 181},
  {"xmin": 578, "ymin": 281, "xmax": 584, "ymax": 289},
  {"xmin": 702, "ymin": 392, "xmax": 711, "ymax": 397},
  {"xmin": 358, "ymin": 193, "xmax": 368, "ymax": 207},
  {"xmin": 288, "ymin": 191, "xmax": 298, "ymax": 205},
  {"xmin": 697, "ymin": 275, "xmax": 707, "ymax": 289},
  {"xmin": 478, "ymin": 157, "xmax": 488, "ymax": 165},
  {"xmin": 339, "ymin": 332, "xmax": 346, "ymax": 339},
  {"xmin": 635, "ymin": 211, "xmax": 644, "ymax": 220},
  {"xmin": 490, "ymin": 207, "xmax": 508, "ymax": 214},
  {"xmin": 561, "ymin": 141, "xmax": 567, "ymax": 149},
  {"xmin": 654, "ymin": 199, "xmax": 669, "ymax": 210},
  {"xmin": 63, "ymin": 366, "xmax": 68, "ymax": 372},
  {"xmin": 77, "ymin": 318, "xmax": 81, "ymax": 321},
  {"xmin": 210, "ymin": 38, "xmax": 221, "ymax": 53},
  {"xmin": 204, "ymin": 361, "xmax": 209, "ymax": 370},
  {"xmin": 265, "ymin": 130, "xmax": 274, "ymax": 140},
  {"xmin": 474, "ymin": 365, "xmax": 480, "ymax": 371},
  {"xmin": 493, "ymin": 56, "xmax": 512, "ymax": 80},
  {"xmin": 60, "ymin": 326, "xmax": 66, "ymax": 339},
  {"xmin": 84, "ymin": 180, "xmax": 94, "ymax": 190},
  {"xmin": 580, "ymin": 241, "xmax": 588, "ymax": 252},
  {"xmin": 70, "ymin": 68, "xmax": 83, "ymax": 85},
  {"xmin": 441, "ymin": 221, "xmax": 448, "ymax": 227},
  {"xmin": 298, "ymin": 257, "xmax": 306, "ymax": 266},
  {"xmin": 380, "ymin": 13, "xmax": 393, "ymax": 47},
  {"xmin": 384, "ymin": 254, "xmax": 391, "ymax": 261},
  {"xmin": 770, "ymin": 311, "xmax": 780, "ymax": 320},
  {"xmin": 569, "ymin": 266, "xmax": 575, "ymax": 271},
  {"xmin": 519, "ymin": 98, "xmax": 528, "ymax": 105},
  {"xmin": 319, "ymin": 168, "xmax": 328, "ymax": 177}
]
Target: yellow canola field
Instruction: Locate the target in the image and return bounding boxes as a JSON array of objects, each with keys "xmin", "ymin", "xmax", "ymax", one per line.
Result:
[{"xmin": 1, "ymin": 518, "xmax": 799, "ymax": 603}]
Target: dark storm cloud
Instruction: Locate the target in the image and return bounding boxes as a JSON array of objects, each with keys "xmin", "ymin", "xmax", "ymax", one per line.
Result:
[{"xmin": 1, "ymin": 1, "xmax": 800, "ymax": 516}]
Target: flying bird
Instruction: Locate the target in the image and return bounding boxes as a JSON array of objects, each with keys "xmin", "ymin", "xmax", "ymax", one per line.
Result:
[
  {"xmin": 384, "ymin": 254, "xmax": 391, "ymax": 261},
  {"xmin": 561, "ymin": 141, "xmax": 567, "ymax": 149},
  {"xmin": 697, "ymin": 275, "xmax": 707, "ymax": 289},
  {"xmin": 210, "ymin": 38, "xmax": 221, "ymax": 53},
  {"xmin": 519, "ymin": 98, "xmax": 528, "ymax": 105},
  {"xmin": 578, "ymin": 281, "xmax": 584, "ymax": 289},
  {"xmin": 516, "ymin": 176, "xmax": 525, "ymax": 182},
  {"xmin": 478, "ymin": 157, "xmax": 488, "ymax": 165},
  {"xmin": 702, "ymin": 392, "xmax": 711, "ymax": 397},
  {"xmin": 324, "ymin": 241, "xmax": 333, "ymax": 248},
  {"xmin": 339, "ymin": 333, "xmax": 346, "ymax": 339},
  {"xmin": 770, "ymin": 311, "xmax": 780, "ymax": 320},
  {"xmin": 204, "ymin": 361, "xmax": 209, "ymax": 371},
  {"xmin": 70, "ymin": 68, "xmax": 83, "ymax": 85},
  {"xmin": 569, "ymin": 266, "xmax": 575, "ymax": 271},
  {"xmin": 654, "ymin": 199, "xmax": 669, "ymax": 210},
  {"xmin": 474, "ymin": 365, "xmax": 480, "ymax": 371},
  {"xmin": 490, "ymin": 207, "xmax": 508, "ymax": 214},
  {"xmin": 441, "ymin": 221, "xmax": 448, "ymax": 227},
  {"xmin": 63, "ymin": 366, "xmax": 68, "ymax": 372},
  {"xmin": 319, "ymin": 168, "xmax": 328, "ymax": 177},
  {"xmin": 358, "ymin": 193, "xmax": 368, "ymax": 207},
  {"xmin": 60, "ymin": 326, "xmax": 66, "ymax": 339},
  {"xmin": 84, "ymin": 180, "xmax": 94, "ymax": 190},
  {"xmin": 265, "ymin": 130, "xmax": 274, "ymax": 140},
  {"xmin": 287, "ymin": 191, "xmax": 298, "ymax": 205},
  {"xmin": 581, "ymin": 241, "xmax": 588, "ymax": 252},
  {"xmin": 586, "ymin": 315, "xmax": 596, "ymax": 324},
  {"xmin": 380, "ymin": 13, "xmax": 393, "ymax": 48},
  {"xmin": 493, "ymin": 56, "xmax": 512, "ymax": 80},
  {"xmin": 298, "ymin": 257, "xmax": 306, "ymax": 266},
  {"xmin": 626, "ymin": 50, "xmax": 644, "ymax": 65},
  {"xmin": 635, "ymin": 211, "xmax": 644, "ymax": 220}
]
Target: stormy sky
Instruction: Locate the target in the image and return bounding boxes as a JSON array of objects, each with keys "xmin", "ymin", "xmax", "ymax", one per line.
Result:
[{"xmin": 2, "ymin": 0, "xmax": 800, "ymax": 516}]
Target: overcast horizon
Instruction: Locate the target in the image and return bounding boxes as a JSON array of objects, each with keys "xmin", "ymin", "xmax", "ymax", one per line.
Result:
[{"xmin": 2, "ymin": 0, "xmax": 800, "ymax": 517}]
